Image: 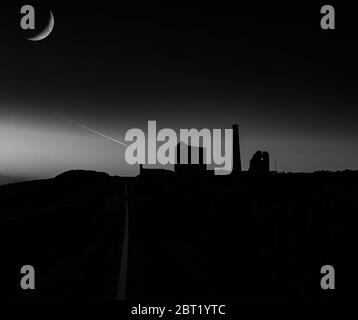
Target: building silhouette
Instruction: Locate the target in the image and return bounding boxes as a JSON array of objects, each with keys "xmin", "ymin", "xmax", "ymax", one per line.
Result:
[
  {"xmin": 231, "ymin": 124, "xmax": 242, "ymax": 175},
  {"xmin": 174, "ymin": 142, "xmax": 213, "ymax": 176},
  {"xmin": 249, "ymin": 151, "xmax": 270, "ymax": 173},
  {"xmin": 139, "ymin": 123, "xmax": 243, "ymax": 177}
]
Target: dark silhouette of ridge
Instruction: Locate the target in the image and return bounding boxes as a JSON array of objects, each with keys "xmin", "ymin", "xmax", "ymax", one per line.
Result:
[
  {"xmin": 0, "ymin": 175, "xmax": 30, "ymax": 186},
  {"xmin": 1, "ymin": 168, "xmax": 358, "ymax": 299},
  {"xmin": 55, "ymin": 169, "xmax": 111, "ymax": 180},
  {"xmin": 0, "ymin": 170, "xmax": 126, "ymax": 299}
]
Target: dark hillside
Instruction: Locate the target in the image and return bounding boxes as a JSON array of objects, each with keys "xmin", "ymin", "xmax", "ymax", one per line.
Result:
[{"xmin": 0, "ymin": 170, "xmax": 126, "ymax": 299}]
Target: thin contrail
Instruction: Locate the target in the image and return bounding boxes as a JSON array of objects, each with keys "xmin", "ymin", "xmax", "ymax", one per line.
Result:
[{"xmin": 54, "ymin": 113, "xmax": 129, "ymax": 147}]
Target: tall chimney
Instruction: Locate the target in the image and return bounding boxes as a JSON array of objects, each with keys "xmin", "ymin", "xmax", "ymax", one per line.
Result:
[
  {"xmin": 176, "ymin": 143, "xmax": 181, "ymax": 165},
  {"xmin": 232, "ymin": 124, "xmax": 242, "ymax": 174}
]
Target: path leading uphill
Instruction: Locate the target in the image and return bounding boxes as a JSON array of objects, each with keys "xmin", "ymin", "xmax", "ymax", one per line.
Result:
[{"xmin": 116, "ymin": 182, "xmax": 129, "ymax": 300}]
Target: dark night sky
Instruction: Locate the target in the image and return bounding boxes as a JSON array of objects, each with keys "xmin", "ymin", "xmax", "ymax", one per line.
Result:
[{"xmin": 0, "ymin": 1, "xmax": 357, "ymax": 177}]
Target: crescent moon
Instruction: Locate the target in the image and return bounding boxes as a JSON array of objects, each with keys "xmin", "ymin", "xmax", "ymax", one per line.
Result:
[{"xmin": 27, "ymin": 10, "xmax": 54, "ymax": 41}]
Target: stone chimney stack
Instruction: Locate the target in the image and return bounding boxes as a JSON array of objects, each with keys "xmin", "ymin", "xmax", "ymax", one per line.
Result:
[{"xmin": 232, "ymin": 124, "xmax": 242, "ymax": 174}]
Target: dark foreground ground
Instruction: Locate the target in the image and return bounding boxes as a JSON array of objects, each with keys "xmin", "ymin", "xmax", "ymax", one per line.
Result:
[
  {"xmin": 0, "ymin": 170, "xmax": 357, "ymax": 299},
  {"xmin": 0, "ymin": 171, "xmax": 126, "ymax": 299}
]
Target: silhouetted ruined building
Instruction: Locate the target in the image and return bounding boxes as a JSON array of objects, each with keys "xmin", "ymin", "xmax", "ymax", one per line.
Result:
[
  {"xmin": 231, "ymin": 124, "xmax": 242, "ymax": 175},
  {"xmin": 139, "ymin": 142, "xmax": 214, "ymax": 177},
  {"xmin": 140, "ymin": 123, "xmax": 242, "ymax": 177},
  {"xmin": 175, "ymin": 142, "xmax": 214, "ymax": 176},
  {"xmin": 249, "ymin": 151, "xmax": 270, "ymax": 173}
]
